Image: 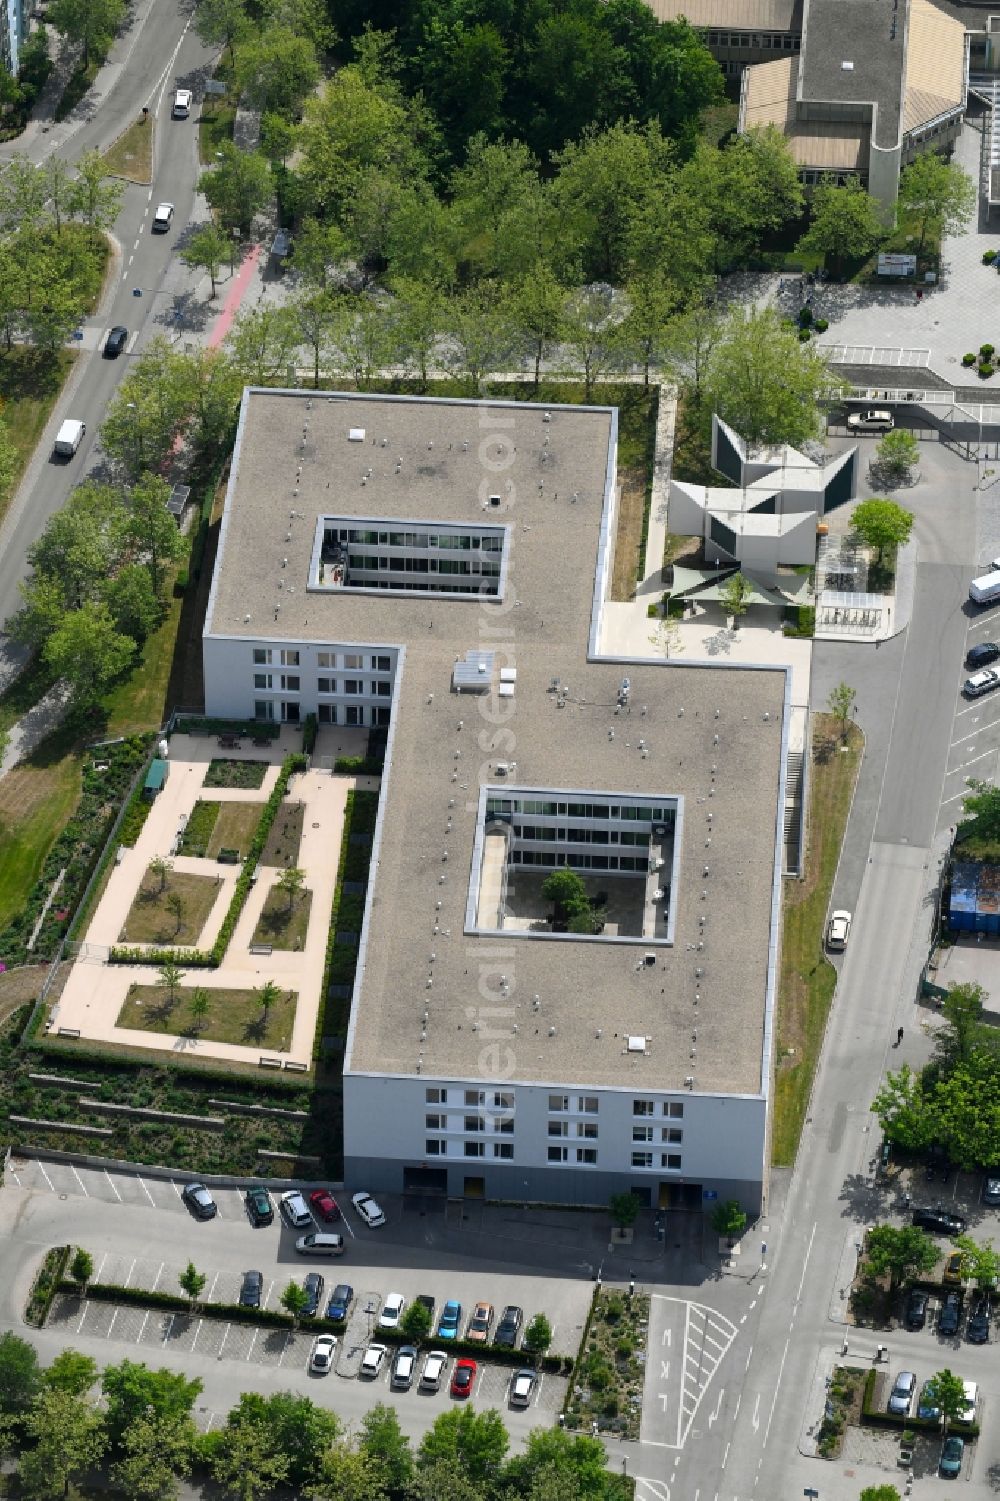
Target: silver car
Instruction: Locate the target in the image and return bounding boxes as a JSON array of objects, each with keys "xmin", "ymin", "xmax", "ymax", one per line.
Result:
[{"xmin": 888, "ymin": 1370, "xmax": 916, "ymax": 1416}]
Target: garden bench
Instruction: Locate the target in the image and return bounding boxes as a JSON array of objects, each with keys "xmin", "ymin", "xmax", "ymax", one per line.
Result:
[
  {"xmin": 217, "ymin": 735, "xmax": 241, "ymax": 749},
  {"xmin": 248, "ymin": 943, "xmax": 272, "ymax": 956}
]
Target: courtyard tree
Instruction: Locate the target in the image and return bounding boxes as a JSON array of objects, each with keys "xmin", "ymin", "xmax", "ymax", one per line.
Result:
[
  {"xmin": 705, "ymin": 305, "xmax": 839, "ymax": 450},
  {"xmin": 873, "ymin": 429, "xmax": 920, "ymax": 486},
  {"xmin": 189, "ymin": 988, "xmax": 211, "ymax": 1034},
  {"xmin": 940, "ymin": 981, "xmax": 987, "ymax": 1065},
  {"xmin": 828, "ymin": 681, "xmax": 857, "ymax": 743},
  {"xmin": 181, "ymin": 223, "xmax": 231, "ymax": 299},
  {"xmin": 609, "ymin": 1192, "xmax": 640, "ymax": 1230},
  {"xmin": 711, "ymin": 1200, "xmax": 747, "ymax": 1240},
  {"xmin": 898, "ymin": 154, "xmax": 976, "ymax": 256},
  {"xmin": 158, "ymin": 958, "xmax": 184, "ymax": 1003},
  {"xmin": 923, "ymin": 1368, "xmax": 967, "ymax": 1432},
  {"xmin": 256, "ymin": 979, "xmax": 282, "ymax": 1025},
  {"xmin": 178, "ymin": 1262, "xmax": 206, "ymax": 1309},
  {"xmin": 166, "ymin": 890, "xmax": 186, "ymax": 937},
  {"xmin": 864, "ymin": 1223, "xmax": 938, "ymax": 1290},
  {"xmin": 280, "ymin": 1281, "xmax": 311, "ymax": 1324},
  {"xmin": 400, "ymin": 1300, "xmax": 433, "ymax": 1342},
  {"xmin": 541, "ymin": 869, "xmax": 591, "ymax": 929},
  {"xmin": 954, "ymin": 1235, "xmax": 1000, "ymax": 1289},
  {"xmin": 198, "ymin": 143, "xmax": 273, "ymax": 237},
  {"xmin": 851, "ymin": 498, "xmax": 914, "ymax": 563},
  {"xmin": 69, "ymin": 1249, "xmax": 93, "ymax": 1288},
  {"xmin": 720, "ymin": 571, "xmax": 752, "ymax": 628},
  {"xmin": 150, "ymin": 857, "xmax": 173, "ymax": 895},
  {"xmin": 796, "ymin": 179, "xmax": 886, "ymax": 276},
  {"xmin": 522, "ymin": 1313, "xmax": 553, "ymax": 1359}
]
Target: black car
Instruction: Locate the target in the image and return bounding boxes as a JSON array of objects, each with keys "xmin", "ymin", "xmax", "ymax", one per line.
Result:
[
  {"xmin": 181, "ymin": 1182, "xmax": 217, "ymax": 1220},
  {"xmin": 302, "ymin": 1272, "xmax": 325, "ymax": 1317},
  {"xmin": 245, "ymin": 1186, "xmax": 273, "ymax": 1227},
  {"xmin": 239, "ymin": 1270, "xmax": 263, "ymax": 1308},
  {"xmin": 939, "ymin": 1290, "xmax": 962, "ymax": 1337},
  {"xmin": 966, "ymin": 1294, "xmax": 990, "ymax": 1344},
  {"xmin": 912, "ymin": 1207, "xmax": 967, "ymax": 1236},
  {"xmin": 326, "ymin": 1283, "xmax": 353, "ymax": 1321},
  {"xmin": 103, "ymin": 325, "xmax": 128, "ymax": 358},
  {"xmin": 967, "ymin": 642, "xmax": 1000, "ymax": 669},
  {"xmin": 495, "ymin": 1304, "xmax": 524, "ymax": 1347},
  {"xmin": 904, "ymin": 1289, "xmax": 929, "ymax": 1330}
]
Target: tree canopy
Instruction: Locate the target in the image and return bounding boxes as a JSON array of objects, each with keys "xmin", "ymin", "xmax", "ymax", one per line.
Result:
[
  {"xmin": 705, "ymin": 306, "xmax": 836, "ymax": 450},
  {"xmin": 850, "ymin": 498, "xmax": 914, "ymax": 562}
]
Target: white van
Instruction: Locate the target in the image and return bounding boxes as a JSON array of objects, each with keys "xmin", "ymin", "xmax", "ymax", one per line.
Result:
[
  {"xmin": 970, "ymin": 571, "xmax": 1000, "ymax": 606},
  {"xmin": 172, "ymin": 89, "xmax": 192, "ymax": 118},
  {"xmin": 53, "ymin": 418, "xmax": 85, "ymax": 457}
]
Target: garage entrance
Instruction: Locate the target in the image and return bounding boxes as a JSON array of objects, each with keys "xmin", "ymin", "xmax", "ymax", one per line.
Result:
[
  {"xmin": 463, "ymin": 1175, "xmax": 486, "ymax": 1199},
  {"xmin": 659, "ymin": 1181, "xmax": 703, "ymax": 1210},
  {"xmin": 403, "ymin": 1166, "xmax": 448, "ymax": 1195}
]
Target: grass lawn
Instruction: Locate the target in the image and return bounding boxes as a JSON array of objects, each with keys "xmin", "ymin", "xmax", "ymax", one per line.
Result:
[
  {"xmin": 252, "ymin": 886, "xmax": 312, "ymax": 950},
  {"xmin": 119, "ymin": 870, "xmax": 224, "ymax": 946},
  {"xmin": 102, "ymin": 583, "xmax": 183, "ymax": 737},
  {"xmin": 210, "ymin": 801, "xmax": 263, "ymax": 857},
  {"xmin": 0, "ymin": 348, "xmax": 75, "ymax": 528},
  {"xmin": 198, "ymin": 95, "xmax": 236, "ymax": 166},
  {"xmin": 117, "ymin": 982, "xmax": 298, "ymax": 1048},
  {"xmin": 772, "ymin": 715, "xmax": 862, "ymax": 1165},
  {"xmin": 100, "ymin": 118, "xmax": 154, "ymax": 183},
  {"xmin": 260, "ymin": 801, "xmax": 304, "ymax": 867},
  {"xmin": 0, "ymin": 753, "xmax": 81, "ymax": 932}
]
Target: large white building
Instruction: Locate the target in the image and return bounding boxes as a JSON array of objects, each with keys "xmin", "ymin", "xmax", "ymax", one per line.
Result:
[{"xmin": 203, "ymin": 390, "xmax": 791, "ymax": 1214}]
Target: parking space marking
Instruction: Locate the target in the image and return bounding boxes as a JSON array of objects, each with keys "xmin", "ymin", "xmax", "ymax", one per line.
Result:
[
  {"xmin": 69, "ymin": 1166, "xmax": 89, "ymax": 1197},
  {"xmin": 151, "ymin": 1262, "xmax": 164, "ymax": 1291},
  {"xmin": 533, "ymin": 1374, "xmax": 543, "ymax": 1408},
  {"xmin": 103, "ymin": 1170, "xmax": 122, "ymax": 1202},
  {"xmin": 335, "ymin": 1198, "xmax": 355, "ymax": 1238},
  {"xmin": 6, "ymin": 1160, "xmax": 20, "ymax": 1186},
  {"xmin": 137, "ymin": 1311, "xmax": 150, "ymax": 1343},
  {"xmin": 36, "ymin": 1161, "xmax": 55, "ymax": 1193},
  {"xmin": 162, "ymin": 1314, "xmax": 176, "ymax": 1345},
  {"xmin": 191, "ymin": 1320, "xmax": 202, "ymax": 1353},
  {"xmin": 246, "ymin": 1329, "xmax": 259, "ymax": 1362},
  {"xmin": 136, "ymin": 1176, "xmax": 157, "ymax": 1207},
  {"xmin": 207, "ymin": 1272, "xmax": 219, "ymax": 1303},
  {"xmin": 170, "ymin": 1180, "xmax": 184, "ymax": 1201}
]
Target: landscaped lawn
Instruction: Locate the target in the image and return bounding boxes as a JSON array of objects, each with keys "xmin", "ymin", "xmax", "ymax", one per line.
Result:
[
  {"xmin": 260, "ymin": 801, "xmax": 304, "ymax": 867},
  {"xmin": 252, "ymin": 886, "xmax": 312, "ymax": 951},
  {"xmin": 100, "ymin": 117, "xmax": 153, "ymax": 183},
  {"xmin": 119, "ymin": 870, "xmax": 223, "ymax": 946},
  {"xmin": 102, "ymin": 583, "xmax": 183, "ymax": 737},
  {"xmin": 772, "ymin": 715, "xmax": 862, "ymax": 1165},
  {"xmin": 0, "ymin": 349, "xmax": 75, "ymax": 529},
  {"xmin": 0, "ymin": 754, "xmax": 81, "ymax": 933},
  {"xmin": 117, "ymin": 982, "xmax": 298, "ymax": 1048},
  {"xmin": 179, "ymin": 801, "xmax": 263, "ymax": 858},
  {"xmin": 204, "ymin": 759, "xmax": 269, "ymax": 790}
]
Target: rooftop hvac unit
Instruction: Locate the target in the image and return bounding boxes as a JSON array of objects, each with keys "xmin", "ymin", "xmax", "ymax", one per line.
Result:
[{"xmin": 495, "ymin": 762, "xmax": 509, "ymax": 776}]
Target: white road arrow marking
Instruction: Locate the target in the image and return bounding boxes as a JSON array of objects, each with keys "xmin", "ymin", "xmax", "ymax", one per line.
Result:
[{"xmin": 708, "ymin": 1387, "xmax": 725, "ymax": 1427}]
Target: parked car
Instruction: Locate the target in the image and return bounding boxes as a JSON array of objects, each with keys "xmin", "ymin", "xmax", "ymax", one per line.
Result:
[
  {"xmin": 360, "ymin": 1343, "xmax": 387, "ymax": 1379},
  {"xmin": 420, "ymin": 1350, "xmax": 448, "ymax": 1391},
  {"xmin": 171, "ymin": 88, "xmax": 192, "ymax": 118},
  {"xmin": 239, "ymin": 1271, "xmax": 262, "ymax": 1308},
  {"xmin": 245, "ymin": 1186, "xmax": 273, "ymax": 1227},
  {"xmin": 103, "ymin": 325, "xmax": 128, "ymax": 358},
  {"xmin": 964, "ymin": 667, "xmax": 1000, "ymax": 699},
  {"xmin": 379, "ymin": 1293, "xmax": 405, "ymax": 1330},
  {"xmin": 295, "ymin": 1233, "xmax": 344, "ymax": 1257},
  {"xmin": 967, "ymin": 642, "xmax": 1000, "ymax": 670},
  {"xmin": 279, "ymin": 1190, "xmax": 312, "ymax": 1228},
  {"xmin": 309, "ymin": 1189, "xmax": 340, "ymax": 1222},
  {"xmin": 181, "ymin": 1183, "xmax": 217, "ymax": 1220},
  {"xmin": 982, "ymin": 1174, "xmax": 1000, "ymax": 1207},
  {"xmin": 495, "ymin": 1304, "xmax": 523, "ymax": 1348},
  {"xmin": 944, "ymin": 1252, "xmax": 966, "ymax": 1284},
  {"xmin": 847, "ymin": 408, "xmax": 893, "ymax": 432},
  {"xmin": 152, "ymin": 202, "xmax": 174, "ymax": 232},
  {"xmin": 467, "ymin": 1301, "xmax": 494, "ymax": 1342},
  {"xmin": 939, "ymin": 1434, "xmax": 964, "ymax": 1478},
  {"xmin": 904, "ymin": 1289, "xmax": 928, "ymax": 1330},
  {"xmin": 416, "ymin": 1294, "xmax": 436, "ymax": 1323},
  {"xmin": 912, "ymin": 1207, "xmax": 967, "ymax": 1236},
  {"xmin": 451, "ymin": 1358, "xmax": 477, "ymax": 1398},
  {"xmin": 391, "ymin": 1346, "xmax": 417, "ymax": 1390},
  {"xmin": 310, "ymin": 1334, "xmax": 336, "ymax": 1374},
  {"xmin": 917, "ymin": 1380, "xmax": 941, "ymax": 1421},
  {"xmin": 826, "ymin": 910, "xmax": 851, "ymax": 951},
  {"xmin": 509, "ymin": 1368, "xmax": 536, "ymax": 1408},
  {"xmin": 939, "ymin": 1290, "xmax": 962, "ymax": 1336},
  {"xmin": 326, "ymin": 1284, "xmax": 353, "ymax": 1321},
  {"xmin": 352, "ymin": 1191, "xmax": 386, "ymax": 1227},
  {"xmin": 302, "ymin": 1273, "xmax": 324, "ymax": 1317},
  {"xmin": 887, "ymin": 1370, "xmax": 916, "ymax": 1416},
  {"xmin": 966, "ymin": 1294, "xmax": 990, "ymax": 1344},
  {"xmin": 438, "ymin": 1301, "xmax": 462, "ymax": 1340}
]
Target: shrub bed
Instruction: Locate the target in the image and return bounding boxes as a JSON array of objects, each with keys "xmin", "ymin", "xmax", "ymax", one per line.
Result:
[
  {"xmin": 177, "ymin": 717, "xmax": 281, "ymax": 740},
  {"xmin": 314, "ymin": 789, "xmax": 378, "ymax": 1057},
  {"xmin": 562, "ymin": 1288, "xmax": 649, "ymax": 1439},
  {"xmin": 25, "ymin": 1245, "xmax": 71, "ymax": 1327},
  {"xmin": 203, "ymin": 759, "xmax": 269, "ymax": 790}
]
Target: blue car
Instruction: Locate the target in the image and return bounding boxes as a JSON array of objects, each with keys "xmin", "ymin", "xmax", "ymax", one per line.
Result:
[
  {"xmin": 939, "ymin": 1435, "xmax": 964, "ymax": 1478},
  {"xmin": 438, "ymin": 1300, "xmax": 462, "ymax": 1340},
  {"xmin": 326, "ymin": 1283, "xmax": 353, "ymax": 1321}
]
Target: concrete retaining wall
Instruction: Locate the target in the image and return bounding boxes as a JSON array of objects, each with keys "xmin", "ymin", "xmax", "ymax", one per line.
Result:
[
  {"xmin": 7, "ymin": 1143, "xmax": 343, "ymax": 1190},
  {"xmin": 10, "ymin": 1116, "xmax": 112, "ymax": 1138},
  {"xmin": 209, "ymin": 1098, "xmax": 308, "ymax": 1120},
  {"xmin": 27, "ymin": 1073, "xmax": 101, "ymax": 1092},
  {"xmin": 78, "ymin": 1100, "xmax": 226, "ymax": 1131}
]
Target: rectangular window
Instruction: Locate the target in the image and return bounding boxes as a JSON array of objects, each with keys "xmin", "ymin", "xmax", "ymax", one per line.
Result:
[
  {"xmin": 374, "ymin": 681, "xmax": 391, "ymax": 696},
  {"xmin": 281, "ymin": 701, "xmax": 300, "ymax": 724},
  {"xmin": 548, "ymin": 1095, "xmax": 569, "ymax": 1113},
  {"xmin": 425, "ymin": 1088, "xmax": 446, "ymax": 1104},
  {"xmin": 663, "ymin": 1154, "xmax": 682, "ymax": 1170},
  {"xmin": 426, "ymin": 1115, "xmax": 442, "ymax": 1130},
  {"xmin": 547, "ymin": 1146, "xmax": 568, "ymax": 1163},
  {"xmin": 344, "ymin": 679, "xmax": 362, "ymax": 695},
  {"xmin": 344, "ymin": 653, "xmax": 362, "ymax": 669},
  {"xmin": 317, "ymin": 651, "xmax": 333, "ymax": 668},
  {"xmin": 254, "ymin": 700, "xmax": 274, "ymax": 721},
  {"xmin": 280, "ymin": 675, "xmax": 300, "ymax": 692},
  {"xmin": 548, "ymin": 1121, "xmax": 568, "ymax": 1138},
  {"xmin": 464, "ymin": 1116, "xmax": 484, "ymax": 1133},
  {"xmin": 374, "ymin": 706, "xmax": 390, "ymax": 726},
  {"xmin": 496, "ymin": 1118, "xmax": 514, "ymax": 1135},
  {"xmin": 465, "ymin": 1090, "xmax": 484, "ymax": 1106},
  {"xmin": 253, "ymin": 674, "xmax": 272, "ymax": 690},
  {"xmin": 464, "ymin": 1141, "xmax": 484, "ymax": 1158},
  {"xmin": 374, "ymin": 655, "xmax": 391, "ymax": 671},
  {"xmin": 317, "ymin": 677, "xmax": 336, "ymax": 694},
  {"xmin": 346, "ymin": 706, "xmax": 361, "ymax": 726},
  {"xmin": 493, "ymin": 1143, "xmax": 514, "ymax": 1160},
  {"xmin": 280, "ymin": 650, "xmax": 299, "ymax": 667},
  {"xmin": 576, "ymin": 1148, "xmax": 597, "ymax": 1165},
  {"xmin": 492, "ymin": 1092, "xmax": 513, "ymax": 1112},
  {"xmin": 663, "ymin": 1128, "xmax": 683, "ymax": 1144},
  {"xmin": 425, "ymin": 1140, "xmax": 442, "ymax": 1156},
  {"xmin": 576, "ymin": 1122, "xmax": 598, "ymax": 1140},
  {"xmin": 580, "ymin": 1097, "xmax": 599, "ymax": 1114},
  {"xmin": 667, "ymin": 1103, "xmax": 684, "ymax": 1119},
  {"xmin": 633, "ymin": 1126, "xmax": 653, "ymax": 1143},
  {"xmin": 252, "ymin": 648, "xmax": 271, "ymax": 665},
  {"xmin": 633, "ymin": 1100, "xmax": 655, "ymax": 1117},
  {"xmin": 631, "ymin": 1151, "xmax": 653, "ymax": 1169}
]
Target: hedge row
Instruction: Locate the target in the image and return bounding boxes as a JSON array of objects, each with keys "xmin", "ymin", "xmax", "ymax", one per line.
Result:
[
  {"xmin": 372, "ymin": 1325, "xmax": 570, "ymax": 1371},
  {"xmin": 314, "ymin": 789, "xmax": 370, "ymax": 1058},
  {"xmin": 109, "ymin": 753, "xmax": 308, "ymax": 969},
  {"xmin": 175, "ymin": 717, "xmax": 282, "ymax": 740},
  {"xmin": 57, "ymin": 1279, "xmax": 347, "ymax": 1333},
  {"xmin": 25, "ymin": 1246, "xmax": 71, "ymax": 1328}
]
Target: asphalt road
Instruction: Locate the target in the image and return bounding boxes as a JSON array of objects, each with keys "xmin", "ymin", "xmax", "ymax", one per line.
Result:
[{"xmin": 0, "ymin": 0, "xmax": 216, "ymax": 643}]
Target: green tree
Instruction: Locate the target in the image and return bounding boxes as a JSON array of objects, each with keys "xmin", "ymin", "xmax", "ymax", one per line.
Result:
[
  {"xmin": 189, "ymin": 988, "xmax": 211, "ymax": 1034},
  {"xmin": 101, "ymin": 340, "xmax": 195, "ymax": 479},
  {"xmin": 898, "ymin": 153, "xmax": 976, "ymax": 256},
  {"xmin": 859, "ymin": 1488, "xmax": 902, "ymax": 1501},
  {"xmin": 609, "ymin": 1192, "xmax": 640, "ymax": 1230},
  {"xmin": 705, "ymin": 305, "xmax": 838, "ymax": 450},
  {"xmin": 961, "ymin": 779, "xmax": 1000, "ymax": 842},
  {"xmin": 512, "ymin": 264, "xmax": 565, "ymax": 388},
  {"xmin": 48, "ymin": 0, "xmax": 124, "ymax": 65},
  {"xmin": 560, "ymin": 284, "xmax": 623, "ymax": 400},
  {"xmin": 953, "ymin": 1235, "xmax": 1000, "ymax": 1289},
  {"xmin": 872, "ymin": 1064, "xmax": 935, "ymax": 1152},
  {"xmin": 256, "ymin": 979, "xmax": 282, "ymax": 1024},
  {"xmin": 664, "ymin": 297, "xmax": 725, "ymax": 409},
  {"xmin": 226, "ymin": 304, "xmax": 300, "ymax": 385},
  {"xmin": 358, "ymin": 1403, "xmax": 413, "ymax": 1494},
  {"xmin": 828, "ymin": 681, "xmax": 857, "ymax": 743},
  {"xmin": 679, "ymin": 127, "xmax": 804, "ymax": 272},
  {"xmin": 125, "ymin": 472, "xmax": 185, "ymax": 595},
  {"xmin": 101, "ymin": 1360, "xmax": 202, "ymax": 1456},
  {"xmin": 42, "ymin": 155, "xmax": 74, "ymax": 235},
  {"xmin": 0, "ymin": 1333, "xmax": 41, "ymax": 1418},
  {"xmin": 289, "ymin": 217, "xmax": 349, "ymax": 293},
  {"xmin": 158, "ymin": 957, "xmax": 183, "ymax": 1000},
  {"xmin": 178, "ymin": 1261, "xmax": 206, "ymax": 1308},
  {"xmin": 621, "ymin": 271, "xmax": 680, "ymax": 388},
  {"xmin": 851, "ymin": 498, "xmax": 914, "ymax": 563},
  {"xmin": 0, "ymin": 414, "xmax": 20, "ymax": 512},
  {"xmin": 181, "ymin": 223, "xmax": 231, "ymax": 299},
  {"xmin": 110, "ymin": 1410, "xmax": 195, "ymax": 1501},
  {"xmin": 541, "ymin": 868, "xmax": 590, "ymax": 924},
  {"xmin": 18, "ymin": 1387, "xmax": 105, "ymax": 1499},
  {"xmin": 720, "ymin": 572, "xmax": 752, "ymax": 627},
  {"xmin": 443, "ymin": 283, "xmax": 514, "ymax": 396},
  {"xmin": 234, "ymin": 26, "xmax": 319, "ymax": 115},
  {"xmin": 198, "ymin": 144, "xmax": 273, "ymax": 236},
  {"xmin": 391, "ymin": 278, "xmax": 443, "ymax": 390},
  {"xmin": 227, "ymin": 1393, "xmax": 340, "ymax": 1489},
  {"xmin": 940, "ymin": 982, "xmax": 986, "ymax": 1065},
  {"xmin": 523, "ymin": 1313, "xmax": 553, "ymax": 1358},
  {"xmin": 399, "ymin": 1300, "xmax": 432, "ymax": 1342},
  {"xmin": 864, "ymin": 1223, "xmax": 938, "ymax": 1290},
  {"xmin": 923, "ymin": 1368, "xmax": 967, "ymax": 1432},
  {"xmin": 210, "ymin": 1419, "xmax": 289, "ymax": 1501},
  {"xmin": 150, "ymin": 859, "xmax": 173, "ymax": 896},
  {"xmin": 418, "ymin": 1407, "xmax": 509, "ymax": 1487},
  {"xmin": 69, "ymin": 1249, "xmax": 93, "ymax": 1288},
  {"xmin": 711, "ymin": 1200, "xmax": 747, "ymax": 1239},
  {"xmin": 24, "ymin": 480, "xmax": 123, "ymax": 610},
  {"xmin": 874, "ymin": 428, "xmax": 920, "ymax": 485},
  {"xmin": 332, "ymin": 296, "xmax": 395, "ymax": 389},
  {"xmin": 551, "ymin": 120, "xmax": 676, "ymax": 284},
  {"xmin": 44, "ymin": 599, "xmax": 134, "ymax": 702},
  {"xmin": 0, "ymin": 154, "xmax": 47, "ymax": 233},
  {"xmin": 102, "ymin": 564, "xmax": 161, "ymax": 644},
  {"xmin": 67, "ymin": 149, "xmax": 123, "ymax": 238},
  {"xmin": 294, "ymin": 290, "xmax": 337, "ymax": 389},
  {"xmin": 305, "ymin": 1445, "xmax": 388, "ymax": 1501},
  {"xmin": 193, "ymin": 0, "xmax": 250, "ymax": 63},
  {"xmin": 264, "ymin": 0, "xmax": 335, "ymax": 52},
  {"xmin": 44, "ymin": 1351, "xmax": 96, "ymax": 1397},
  {"xmin": 797, "ymin": 179, "xmax": 886, "ymax": 276},
  {"xmin": 280, "ymin": 1280, "xmax": 310, "ymax": 1323},
  {"xmin": 506, "ymin": 1427, "xmax": 612, "ymax": 1496}
]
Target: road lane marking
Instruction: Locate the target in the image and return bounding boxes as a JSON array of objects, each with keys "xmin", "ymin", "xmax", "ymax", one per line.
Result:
[
  {"xmin": 661, "ymin": 1359, "xmax": 670, "ymax": 1379},
  {"xmin": 662, "ymin": 1327, "xmax": 671, "ymax": 1346},
  {"xmin": 752, "ymin": 1393, "xmax": 760, "ymax": 1431},
  {"xmin": 104, "ymin": 1170, "xmax": 121, "ymax": 1201}
]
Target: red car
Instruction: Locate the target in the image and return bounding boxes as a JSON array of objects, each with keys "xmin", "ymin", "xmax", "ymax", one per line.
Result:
[
  {"xmin": 451, "ymin": 1358, "xmax": 477, "ymax": 1398},
  {"xmin": 309, "ymin": 1189, "xmax": 340, "ymax": 1223}
]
